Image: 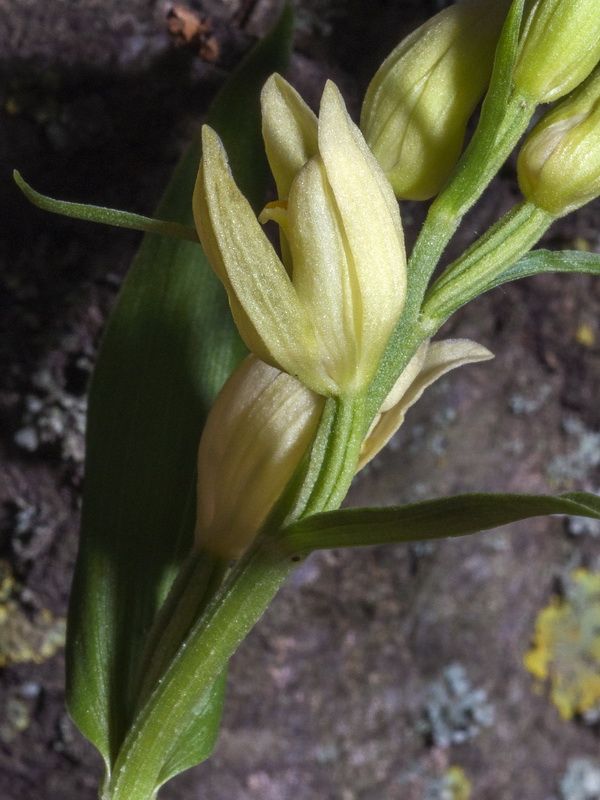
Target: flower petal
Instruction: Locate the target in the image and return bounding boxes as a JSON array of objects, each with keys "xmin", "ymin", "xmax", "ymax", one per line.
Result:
[
  {"xmin": 317, "ymin": 81, "xmax": 407, "ymax": 387},
  {"xmin": 261, "ymin": 74, "xmax": 319, "ymax": 200},
  {"xmin": 358, "ymin": 339, "xmax": 493, "ymax": 470},
  {"xmin": 194, "ymin": 125, "xmax": 327, "ymax": 390},
  {"xmin": 286, "ymin": 155, "xmax": 359, "ymax": 390}
]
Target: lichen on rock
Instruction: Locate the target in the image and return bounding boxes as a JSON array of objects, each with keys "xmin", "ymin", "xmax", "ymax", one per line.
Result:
[
  {"xmin": 0, "ymin": 560, "xmax": 66, "ymax": 667},
  {"xmin": 524, "ymin": 569, "xmax": 600, "ymax": 720}
]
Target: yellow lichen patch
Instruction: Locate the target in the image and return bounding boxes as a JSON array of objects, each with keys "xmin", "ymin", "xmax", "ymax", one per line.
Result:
[
  {"xmin": 443, "ymin": 766, "xmax": 472, "ymax": 800},
  {"xmin": 573, "ymin": 237, "xmax": 591, "ymax": 252},
  {"xmin": 0, "ymin": 560, "xmax": 66, "ymax": 667},
  {"xmin": 575, "ymin": 322, "xmax": 595, "ymax": 347},
  {"xmin": 524, "ymin": 569, "xmax": 600, "ymax": 720}
]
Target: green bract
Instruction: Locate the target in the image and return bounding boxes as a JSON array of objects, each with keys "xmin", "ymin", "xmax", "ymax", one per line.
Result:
[
  {"xmin": 518, "ymin": 67, "xmax": 600, "ymax": 215},
  {"xmin": 193, "ymin": 80, "xmax": 407, "ymax": 398}
]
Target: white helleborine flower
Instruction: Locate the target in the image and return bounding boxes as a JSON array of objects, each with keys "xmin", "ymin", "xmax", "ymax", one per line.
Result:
[
  {"xmin": 358, "ymin": 339, "xmax": 493, "ymax": 470},
  {"xmin": 196, "ymin": 355, "xmax": 325, "ymax": 559},
  {"xmin": 193, "ymin": 79, "xmax": 407, "ymax": 398}
]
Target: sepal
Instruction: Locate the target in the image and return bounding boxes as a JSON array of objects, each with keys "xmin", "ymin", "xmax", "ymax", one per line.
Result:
[
  {"xmin": 359, "ymin": 339, "xmax": 493, "ymax": 470},
  {"xmin": 261, "ymin": 73, "xmax": 318, "ymax": 200},
  {"xmin": 196, "ymin": 355, "xmax": 325, "ymax": 559}
]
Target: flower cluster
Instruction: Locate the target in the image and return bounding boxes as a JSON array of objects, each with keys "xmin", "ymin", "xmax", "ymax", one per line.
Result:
[
  {"xmin": 192, "ymin": 0, "xmax": 600, "ymax": 559},
  {"xmin": 193, "ymin": 77, "xmax": 491, "ymax": 557}
]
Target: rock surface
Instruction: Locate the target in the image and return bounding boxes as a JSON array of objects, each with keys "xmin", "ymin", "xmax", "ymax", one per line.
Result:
[{"xmin": 1, "ymin": 1, "xmax": 600, "ymax": 799}]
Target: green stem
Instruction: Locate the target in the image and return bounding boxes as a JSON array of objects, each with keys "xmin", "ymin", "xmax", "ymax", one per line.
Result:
[
  {"xmin": 132, "ymin": 549, "xmax": 229, "ymax": 713},
  {"xmin": 407, "ymin": 93, "xmax": 534, "ymax": 302},
  {"xmin": 101, "ymin": 396, "xmax": 364, "ymax": 800},
  {"xmin": 421, "ymin": 201, "xmax": 554, "ymax": 326},
  {"xmin": 102, "ymin": 541, "xmax": 295, "ymax": 800},
  {"xmin": 366, "ymin": 93, "xmax": 535, "ymax": 424},
  {"xmin": 367, "ymin": 0, "xmax": 532, "ymax": 411}
]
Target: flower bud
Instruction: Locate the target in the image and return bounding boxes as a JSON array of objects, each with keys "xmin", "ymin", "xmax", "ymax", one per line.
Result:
[
  {"xmin": 194, "ymin": 80, "xmax": 406, "ymax": 398},
  {"xmin": 517, "ymin": 68, "xmax": 600, "ymax": 216},
  {"xmin": 358, "ymin": 339, "xmax": 493, "ymax": 470},
  {"xmin": 360, "ymin": 0, "xmax": 511, "ymax": 200},
  {"xmin": 195, "ymin": 356, "xmax": 324, "ymax": 559},
  {"xmin": 513, "ymin": 0, "xmax": 600, "ymax": 104}
]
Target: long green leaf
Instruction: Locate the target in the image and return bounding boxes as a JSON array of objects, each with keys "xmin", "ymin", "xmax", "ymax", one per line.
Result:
[
  {"xmin": 277, "ymin": 491, "xmax": 600, "ymax": 555},
  {"xmin": 66, "ymin": 4, "xmax": 293, "ymax": 768},
  {"xmin": 483, "ymin": 248, "xmax": 600, "ymax": 291},
  {"xmin": 13, "ymin": 171, "xmax": 199, "ymax": 242}
]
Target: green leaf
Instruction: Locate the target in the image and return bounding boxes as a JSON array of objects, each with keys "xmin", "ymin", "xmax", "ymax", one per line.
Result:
[
  {"xmin": 13, "ymin": 170, "xmax": 199, "ymax": 242},
  {"xmin": 66, "ymin": 3, "xmax": 294, "ymax": 770},
  {"xmin": 482, "ymin": 248, "xmax": 600, "ymax": 292},
  {"xmin": 277, "ymin": 491, "xmax": 600, "ymax": 555},
  {"xmin": 156, "ymin": 668, "xmax": 227, "ymax": 788}
]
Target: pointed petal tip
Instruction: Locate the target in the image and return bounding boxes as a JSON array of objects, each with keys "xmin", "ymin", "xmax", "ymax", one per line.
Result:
[
  {"xmin": 432, "ymin": 338, "xmax": 494, "ymax": 362},
  {"xmin": 320, "ymin": 80, "xmax": 347, "ymax": 121},
  {"xmin": 201, "ymin": 124, "xmax": 221, "ymax": 153},
  {"xmin": 261, "ymin": 72, "xmax": 284, "ymax": 100}
]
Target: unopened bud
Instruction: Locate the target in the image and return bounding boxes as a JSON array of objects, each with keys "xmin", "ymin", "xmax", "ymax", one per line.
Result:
[
  {"xmin": 518, "ymin": 68, "xmax": 600, "ymax": 216},
  {"xmin": 360, "ymin": 0, "xmax": 510, "ymax": 200},
  {"xmin": 513, "ymin": 0, "xmax": 600, "ymax": 104}
]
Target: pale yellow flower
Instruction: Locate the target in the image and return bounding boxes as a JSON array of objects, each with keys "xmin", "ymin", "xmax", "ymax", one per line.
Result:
[
  {"xmin": 193, "ymin": 80, "xmax": 406, "ymax": 398},
  {"xmin": 518, "ymin": 68, "xmax": 600, "ymax": 216},
  {"xmin": 361, "ymin": 0, "xmax": 511, "ymax": 200},
  {"xmin": 514, "ymin": 0, "xmax": 600, "ymax": 104}
]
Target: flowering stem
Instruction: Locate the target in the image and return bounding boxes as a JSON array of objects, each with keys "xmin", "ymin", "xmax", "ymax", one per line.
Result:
[
  {"xmin": 102, "ymin": 394, "xmax": 364, "ymax": 800},
  {"xmin": 102, "ymin": 541, "xmax": 296, "ymax": 800},
  {"xmin": 366, "ymin": 90, "xmax": 536, "ymax": 416},
  {"xmin": 408, "ymin": 92, "xmax": 535, "ymax": 302},
  {"xmin": 132, "ymin": 549, "xmax": 229, "ymax": 713}
]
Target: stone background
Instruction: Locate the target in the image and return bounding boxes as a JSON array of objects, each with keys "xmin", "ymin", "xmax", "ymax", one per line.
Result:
[{"xmin": 1, "ymin": 1, "xmax": 600, "ymax": 799}]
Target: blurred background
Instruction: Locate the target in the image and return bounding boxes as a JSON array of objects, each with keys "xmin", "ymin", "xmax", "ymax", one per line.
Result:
[{"xmin": 1, "ymin": 1, "xmax": 600, "ymax": 798}]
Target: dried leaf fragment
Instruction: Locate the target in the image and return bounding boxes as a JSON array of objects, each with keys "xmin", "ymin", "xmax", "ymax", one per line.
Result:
[{"xmin": 166, "ymin": 5, "xmax": 220, "ymax": 62}]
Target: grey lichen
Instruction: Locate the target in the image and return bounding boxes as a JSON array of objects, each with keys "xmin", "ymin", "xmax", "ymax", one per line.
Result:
[
  {"xmin": 14, "ymin": 362, "xmax": 89, "ymax": 464},
  {"xmin": 548, "ymin": 417, "xmax": 600, "ymax": 484},
  {"xmin": 508, "ymin": 384, "xmax": 553, "ymax": 415},
  {"xmin": 0, "ymin": 683, "xmax": 41, "ymax": 744},
  {"xmin": 418, "ymin": 663, "xmax": 495, "ymax": 747},
  {"xmin": 556, "ymin": 758, "xmax": 600, "ymax": 800},
  {"xmin": 566, "ymin": 513, "xmax": 600, "ymax": 538}
]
